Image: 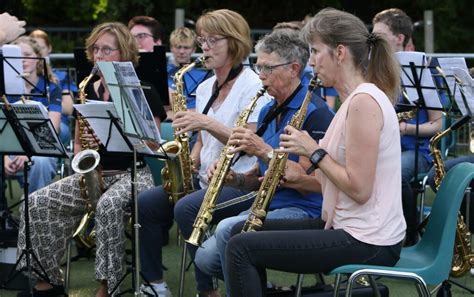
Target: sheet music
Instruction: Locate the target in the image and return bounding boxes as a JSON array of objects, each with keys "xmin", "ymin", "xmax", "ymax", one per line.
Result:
[
  {"xmin": 74, "ymin": 101, "xmax": 132, "ymax": 154},
  {"xmin": 452, "ymin": 68, "xmax": 474, "ymax": 116},
  {"xmin": 0, "ymin": 103, "xmax": 65, "ymax": 156},
  {"xmin": 97, "ymin": 61, "xmax": 161, "ymax": 143},
  {"xmin": 74, "ymin": 101, "xmax": 165, "ymax": 157},
  {"xmin": 113, "ymin": 62, "xmax": 161, "ymax": 142},
  {"xmin": 437, "ymin": 57, "xmax": 470, "ymax": 115},
  {"xmin": 396, "ymin": 51, "xmax": 443, "ymax": 109},
  {"xmin": 1, "ymin": 45, "xmax": 25, "ymax": 95}
]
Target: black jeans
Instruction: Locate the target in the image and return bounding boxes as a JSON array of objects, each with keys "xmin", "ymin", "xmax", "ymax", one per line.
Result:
[{"xmin": 226, "ymin": 218, "xmax": 402, "ymax": 297}]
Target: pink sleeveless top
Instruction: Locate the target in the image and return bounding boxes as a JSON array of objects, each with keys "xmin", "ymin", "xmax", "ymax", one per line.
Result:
[{"xmin": 319, "ymin": 83, "xmax": 406, "ymax": 246}]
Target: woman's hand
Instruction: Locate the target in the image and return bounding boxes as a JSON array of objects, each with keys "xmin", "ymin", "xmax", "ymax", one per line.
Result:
[
  {"xmin": 277, "ymin": 126, "xmax": 319, "ymax": 158},
  {"xmin": 173, "ymin": 111, "xmax": 209, "ymax": 134}
]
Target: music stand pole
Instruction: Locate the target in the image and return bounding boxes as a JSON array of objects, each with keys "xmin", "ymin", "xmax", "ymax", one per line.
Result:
[{"xmin": 105, "ymin": 112, "xmax": 150, "ymax": 297}]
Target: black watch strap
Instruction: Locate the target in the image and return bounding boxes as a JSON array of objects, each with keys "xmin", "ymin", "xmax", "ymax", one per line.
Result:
[{"xmin": 306, "ymin": 149, "xmax": 327, "ymax": 174}]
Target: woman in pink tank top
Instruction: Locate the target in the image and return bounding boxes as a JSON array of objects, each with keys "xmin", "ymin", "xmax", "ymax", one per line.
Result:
[{"xmin": 225, "ymin": 8, "xmax": 407, "ymax": 297}]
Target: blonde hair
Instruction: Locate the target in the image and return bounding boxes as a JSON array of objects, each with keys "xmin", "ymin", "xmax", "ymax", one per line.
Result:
[
  {"xmin": 301, "ymin": 8, "xmax": 400, "ymax": 104},
  {"xmin": 12, "ymin": 36, "xmax": 58, "ymax": 84},
  {"xmin": 196, "ymin": 9, "xmax": 252, "ymax": 67},
  {"xmin": 170, "ymin": 27, "xmax": 197, "ymax": 47},
  {"xmin": 85, "ymin": 22, "xmax": 139, "ymax": 66},
  {"xmin": 29, "ymin": 29, "xmax": 52, "ymax": 50}
]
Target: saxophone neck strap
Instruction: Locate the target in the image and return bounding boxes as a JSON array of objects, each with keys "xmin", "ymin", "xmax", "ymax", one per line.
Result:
[
  {"xmin": 256, "ymin": 83, "xmax": 303, "ymax": 137},
  {"xmin": 202, "ymin": 63, "xmax": 244, "ymax": 116}
]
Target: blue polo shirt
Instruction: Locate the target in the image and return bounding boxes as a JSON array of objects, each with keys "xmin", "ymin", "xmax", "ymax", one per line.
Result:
[
  {"xmin": 8, "ymin": 76, "xmax": 62, "ymax": 113},
  {"xmin": 399, "ymin": 58, "xmax": 449, "ymax": 164},
  {"xmin": 167, "ymin": 63, "xmax": 212, "ymax": 109},
  {"xmin": 301, "ymin": 66, "xmax": 338, "ymax": 103},
  {"xmin": 257, "ymin": 85, "xmax": 334, "ymax": 218}
]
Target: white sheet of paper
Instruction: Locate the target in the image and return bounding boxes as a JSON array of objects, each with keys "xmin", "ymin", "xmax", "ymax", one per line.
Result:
[
  {"xmin": 452, "ymin": 68, "xmax": 474, "ymax": 116},
  {"xmin": 437, "ymin": 57, "xmax": 470, "ymax": 115},
  {"xmin": 1, "ymin": 45, "xmax": 25, "ymax": 95},
  {"xmin": 396, "ymin": 51, "xmax": 443, "ymax": 109}
]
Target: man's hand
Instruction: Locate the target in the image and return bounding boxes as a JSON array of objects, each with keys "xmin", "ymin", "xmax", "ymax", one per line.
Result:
[{"xmin": 0, "ymin": 13, "xmax": 26, "ymax": 45}]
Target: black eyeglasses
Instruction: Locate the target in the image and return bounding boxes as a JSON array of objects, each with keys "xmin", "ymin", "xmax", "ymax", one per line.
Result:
[
  {"xmin": 196, "ymin": 36, "xmax": 227, "ymax": 48},
  {"xmin": 133, "ymin": 32, "xmax": 154, "ymax": 40},
  {"xmin": 254, "ymin": 62, "xmax": 292, "ymax": 75},
  {"xmin": 91, "ymin": 46, "xmax": 119, "ymax": 56}
]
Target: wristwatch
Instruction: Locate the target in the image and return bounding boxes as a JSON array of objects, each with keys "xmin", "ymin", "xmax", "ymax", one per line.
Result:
[
  {"xmin": 306, "ymin": 148, "xmax": 327, "ymax": 174},
  {"xmin": 266, "ymin": 150, "xmax": 274, "ymax": 162}
]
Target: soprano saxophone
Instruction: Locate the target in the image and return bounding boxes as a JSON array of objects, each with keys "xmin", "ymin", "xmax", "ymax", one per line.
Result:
[
  {"xmin": 185, "ymin": 86, "xmax": 268, "ymax": 246},
  {"xmin": 430, "ymin": 115, "xmax": 474, "ymax": 277},
  {"xmin": 241, "ymin": 77, "xmax": 318, "ymax": 232},
  {"xmin": 161, "ymin": 56, "xmax": 207, "ymax": 204}
]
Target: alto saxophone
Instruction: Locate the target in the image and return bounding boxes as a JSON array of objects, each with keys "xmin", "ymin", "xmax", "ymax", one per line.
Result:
[
  {"xmin": 71, "ymin": 65, "xmax": 105, "ymax": 249},
  {"xmin": 186, "ymin": 87, "xmax": 268, "ymax": 246},
  {"xmin": 241, "ymin": 77, "xmax": 318, "ymax": 232},
  {"xmin": 430, "ymin": 115, "xmax": 474, "ymax": 277},
  {"xmin": 161, "ymin": 56, "xmax": 207, "ymax": 204}
]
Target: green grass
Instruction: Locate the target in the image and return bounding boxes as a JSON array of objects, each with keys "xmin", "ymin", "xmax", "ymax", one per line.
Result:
[{"xmin": 2, "ymin": 182, "xmax": 474, "ymax": 296}]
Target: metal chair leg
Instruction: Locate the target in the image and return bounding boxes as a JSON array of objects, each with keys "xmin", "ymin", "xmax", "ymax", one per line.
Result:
[
  {"xmin": 333, "ymin": 274, "xmax": 342, "ymax": 297},
  {"xmin": 368, "ymin": 275, "xmax": 381, "ymax": 297},
  {"xmin": 178, "ymin": 242, "xmax": 187, "ymax": 297},
  {"xmin": 64, "ymin": 239, "xmax": 72, "ymax": 294},
  {"xmin": 294, "ymin": 274, "xmax": 304, "ymax": 297}
]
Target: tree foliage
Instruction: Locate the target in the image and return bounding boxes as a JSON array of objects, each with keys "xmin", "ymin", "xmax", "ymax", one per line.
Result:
[{"xmin": 4, "ymin": 0, "xmax": 473, "ymax": 53}]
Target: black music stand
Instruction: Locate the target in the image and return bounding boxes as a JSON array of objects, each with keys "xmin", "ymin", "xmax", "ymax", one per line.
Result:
[
  {"xmin": 73, "ymin": 45, "xmax": 170, "ymax": 106},
  {"xmin": 396, "ymin": 52, "xmax": 447, "ymax": 245},
  {"xmin": 0, "ymin": 101, "xmax": 67, "ymax": 295}
]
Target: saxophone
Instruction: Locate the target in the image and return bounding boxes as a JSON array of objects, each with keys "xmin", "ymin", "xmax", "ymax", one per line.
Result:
[
  {"xmin": 397, "ymin": 109, "xmax": 416, "ymax": 122},
  {"xmin": 186, "ymin": 86, "xmax": 268, "ymax": 246},
  {"xmin": 161, "ymin": 56, "xmax": 207, "ymax": 204},
  {"xmin": 241, "ymin": 78, "xmax": 318, "ymax": 232},
  {"xmin": 71, "ymin": 65, "xmax": 105, "ymax": 249},
  {"xmin": 430, "ymin": 115, "xmax": 474, "ymax": 277}
]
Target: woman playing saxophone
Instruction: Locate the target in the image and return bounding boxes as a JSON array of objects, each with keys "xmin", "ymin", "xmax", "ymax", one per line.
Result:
[
  {"xmin": 137, "ymin": 9, "xmax": 268, "ymax": 296},
  {"xmin": 225, "ymin": 9, "xmax": 406, "ymax": 297},
  {"xmin": 193, "ymin": 29, "xmax": 334, "ymax": 296},
  {"xmin": 15, "ymin": 22, "xmax": 166, "ymax": 297}
]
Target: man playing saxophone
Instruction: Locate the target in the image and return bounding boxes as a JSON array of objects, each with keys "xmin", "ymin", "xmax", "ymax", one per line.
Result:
[
  {"xmin": 193, "ymin": 29, "xmax": 334, "ymax": 295},
  {"xmin": 137, "ymin": 9, "xmax": 269, "ymax": 296},
  {"xmin": 15, "ymin": 22, "xmax": 166, "ymax": 297}
]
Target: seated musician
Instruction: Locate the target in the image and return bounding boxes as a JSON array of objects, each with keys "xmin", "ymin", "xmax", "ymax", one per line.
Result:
[
  {"xmin": 15, "ymin": 22, "xmax": 164, "ymax": 297},
  {"xmin": 137, "ymin": 9, "xmax": 268, "ymax": 297},
  {"xmin": 193, "ymin": 29, "xmax": 334, "ymax": 295},
  {"xmin": 4, "ymin": 36, "xmax": 62, "ymax": 194},
  {"xmin": 224, "ymin": 8, "xmax": 406, "ymax": 297}
]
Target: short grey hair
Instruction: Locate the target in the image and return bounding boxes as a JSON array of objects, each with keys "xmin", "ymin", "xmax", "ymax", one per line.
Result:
[{"xmin": 255, "ymin": 30, "xmax": 309, "ymax": 77}]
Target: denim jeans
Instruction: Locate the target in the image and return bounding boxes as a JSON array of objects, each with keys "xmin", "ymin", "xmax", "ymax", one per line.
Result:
[
  {"xmin": 173, "ymin": 187, "xmax": 254, "ymax": 292},
  {"xmin": 195, "ymin": 207, "xmax": 310, "ymax": 296},
  {"xmin": 27, "ymin": 156, "xmax": 58, "ymax": 193},
  {"xmin": 138, "ymin": 185, "xmax": 175, "ymax": 282},
  {"xmin": 401, "ymin": 150, "xmax": 430, "ymax": 238},
  {"xmin": 226, "ymin": 218, "xmax": 402, "ymax": 297}
]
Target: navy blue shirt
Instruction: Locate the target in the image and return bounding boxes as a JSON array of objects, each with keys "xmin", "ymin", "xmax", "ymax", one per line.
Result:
[
  {"xmin": 257, "ymin": 85, "xmax": 334, "ymax": 218},
  {"xmin": 8, "ymin": 76, "xmax": 62, "ymax": 113},
  {"xmin": 167, "ymin": 63, "xmax": 212, "ymax": 109}
]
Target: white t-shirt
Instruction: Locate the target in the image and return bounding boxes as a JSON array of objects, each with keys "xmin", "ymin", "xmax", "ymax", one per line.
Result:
[{"xmin": 196, "ymin": 67, "xmax": 270, "ymax": 188}]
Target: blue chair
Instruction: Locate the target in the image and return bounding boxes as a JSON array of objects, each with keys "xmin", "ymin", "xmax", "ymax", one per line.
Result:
[
  {"xmin": 327, "ymin": 162, "xmax": 474, "ymax": 297},
  {"xmin": 144, "ymin": 122, "xmax": 174, "ymax": 186}
]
